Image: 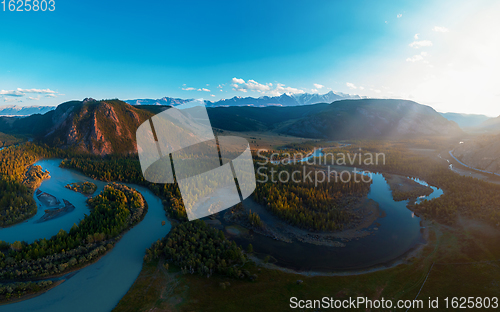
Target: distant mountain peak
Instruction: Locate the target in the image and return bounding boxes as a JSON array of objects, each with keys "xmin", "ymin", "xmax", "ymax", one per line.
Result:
[
  {"xmin": 125, "ymin": 97, "xmax": 191, "ymax": 106},
  {"xmin": 0, "ymin": 105, "xmax": 56, "ymax": 116},
  {"xmin": 125, "ymin": 91, "xmax": 367, "ymax": 109},
  {"xmin": 440, "ymin": 112, "xmax": 492, "ymax": 129}
]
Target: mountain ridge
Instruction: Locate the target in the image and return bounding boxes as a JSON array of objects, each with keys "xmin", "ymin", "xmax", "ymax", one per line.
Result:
[
  {"xmin": 125, "ymin": 97, "xmax": 192, "ymax": 106},
  {"xmin": 477, "ymin": 115, "xmax": 500, "ymax": 132},
  {"xmin": 0, "ymin": 98, "xmax": 463, "ymax": 155},
  {"xmin": 207, "ymin": 99, "xmax": 463, "ymax": 139},
  {"xmin": 439, "ymin": 112, "xmax": 492, "ymax": 129},
  {"xmin": 125, "ymin": 91, "xmax": 366, "ymax": 108}
]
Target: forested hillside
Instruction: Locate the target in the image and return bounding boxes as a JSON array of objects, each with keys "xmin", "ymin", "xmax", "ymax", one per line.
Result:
[
  {"xmin": 0, "ymin": 99, "xmax": 153, "ymax": 155},
  {"xmin": 145, "ymin": 220, "xmax": 248, "ymax": 279},
  {"xmin": 0, "ymin": 143, "xmax": 66, "ymax": 226}
]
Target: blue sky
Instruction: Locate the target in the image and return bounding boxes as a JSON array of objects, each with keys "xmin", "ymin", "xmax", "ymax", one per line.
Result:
[{"xmin": 1, "ymin": 0, "xmax": 499, "ymax": 116}]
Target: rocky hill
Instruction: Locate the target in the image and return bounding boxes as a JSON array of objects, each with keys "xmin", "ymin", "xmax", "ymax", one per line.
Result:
[{"xmin": 0, "ymin": 99, "xmax": 153, "ymax": 155}]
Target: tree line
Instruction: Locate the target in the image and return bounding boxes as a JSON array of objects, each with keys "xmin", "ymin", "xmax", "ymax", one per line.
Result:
[
  {"xmin": 0, "ymin": 280, "xmax": 53, "ymax": 302},
  {"xmin": 145, "ymin": 220, "xmax": 249, "ymax": 279},
  {"xmin": 60, "ymin": 156, "xmax": 188, "ymax": 221},
  {"xmin": 253, "ymin": 163, "xmax": 372, "ymax": 231}
]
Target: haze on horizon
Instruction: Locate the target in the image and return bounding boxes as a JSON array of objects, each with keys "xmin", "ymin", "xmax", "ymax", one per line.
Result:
[{"xmin": 0, "ymin": 0, "xmax": 499, "ymax": 116}]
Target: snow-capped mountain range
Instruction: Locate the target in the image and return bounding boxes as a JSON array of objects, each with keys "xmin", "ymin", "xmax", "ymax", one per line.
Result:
[
  {"xmin": 124, "ymin": 97, "xmax": 192, "ymax": 106},
  {"xmin": 0, "ymin": 92, "xmax": 365, "ymax": 117},
  {"xmin": 124, "ymin": 91, "xmax": 366, "ymax": 108},
  {"xmin": 0, "ymin": 105, "xmax": 56, "ymax": 116}
]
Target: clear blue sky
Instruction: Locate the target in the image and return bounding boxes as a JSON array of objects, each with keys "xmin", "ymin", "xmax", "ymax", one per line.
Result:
[{"xmin": 1, "ymin": 0, "xmax": 499, "ymax": 115}]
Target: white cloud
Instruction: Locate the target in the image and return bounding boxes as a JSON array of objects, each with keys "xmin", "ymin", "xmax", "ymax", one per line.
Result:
[
  {"xmin": 17, "ymin": 88, "xmax": 56, "ymax": 94},
  {"xmin": 232, "ymin": 77, "xmax": 245, "ymax": 84},
  {"xmin": 397, "ymin": 14, "xmax": 402, "ymax": 18},
  {"xmin": 406, "ymin": 51, "xmax": 428, "ymax": 62},
  {"xmin": 0, "ymin": 87, "xmax": 60, "ymax": 100},
  {"xmin": 346, "ymin": 82, "xmax": 357, "ymax": 89},
  {"xmin": 359, "ymin": 86, "xmax": 365, "ymax": 90},
  {"xmin": 360, "ymin": 3, "xmax": 500, "ymax": 116},
  {"xmin": 313, "ymin": 83, "xmax": 324, "ymax": 89},
  {"xmin": 0, "ymin": 90, "xmax": 24, "ymax": 97},
  {"xmin": 406, "ymin": 55, "xmax": 424, "ymax": 62},
  {"xmin": 217, "ymin": 84, "xmax": 224, "ymax": 89},
  {"xmin": 230, "ymin": 78, "xmax": 304, "ymax": 96},
  {"xmin": 414, "ymin": 33, "xmax": 419, "ymax": 40},
  {"xmin": 246, "ymin": 80, "xmax": 272, "ymax": 92},
  {"xmin": 182, "ymin": 86, "xmax": 211, "ymax": 92},
  {"xmin": 370, "ymin": 88, "xmax": 382, "ymax": 93},
  {"xmin": 210, "ymin": 94, "xmax": 215, "ymax": 97},
  {"xmin": 269, "ymin": 83, "xmax": 305, "ymax": 96},
  {"xmin": 311, "ymin": 89, "xmax": 318, "ymax": 93},
  {"xmin": 232, "ymin": 78, "xmax": 272, "ymax": 93},
  {"xmin": 385, "ymin": 21, "xmax": 388, "ymax": 24},
  {"xmin": 409, "ymin": 40, "xmax": 433, "ymax": 48},
  {"xmin": 432, "ymin": 26, "xmax": 449, "ymax": 33}
]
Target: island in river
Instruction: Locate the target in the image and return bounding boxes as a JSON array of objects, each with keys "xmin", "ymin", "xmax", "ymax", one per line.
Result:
[
  {"xmin": 383, "ymin": 173, "xmax": 433, "ymax": 202},
  {"xmin": 34, "ymin": 189, "xmax": 76, "ymax": 223},
  {"xmin": 64, "ymin": 182, "xmax": 97, "ymax": 196},
  {"xmin": 23, "ymin": 165, "xmax": 51, "ymax": 189}
]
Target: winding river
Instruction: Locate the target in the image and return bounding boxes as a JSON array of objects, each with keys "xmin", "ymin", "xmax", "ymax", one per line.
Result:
[
  {"xmin": 449, "ymin": 150, "xmax": 500, "ymax": 177},
  {"xmin": 230, "ymin": 171, "xmax": 442, "ymax": 272},
  {"xmin": 1, "ymin": 154, "xmax": 444, "ymax": 310},
  {"xmin": 1, "ymin": 159, "xmax": 171, "ymax": 312},
  {"xmin": 231, "ymin": 149, "xmax": 444, "ymax": 272}
]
